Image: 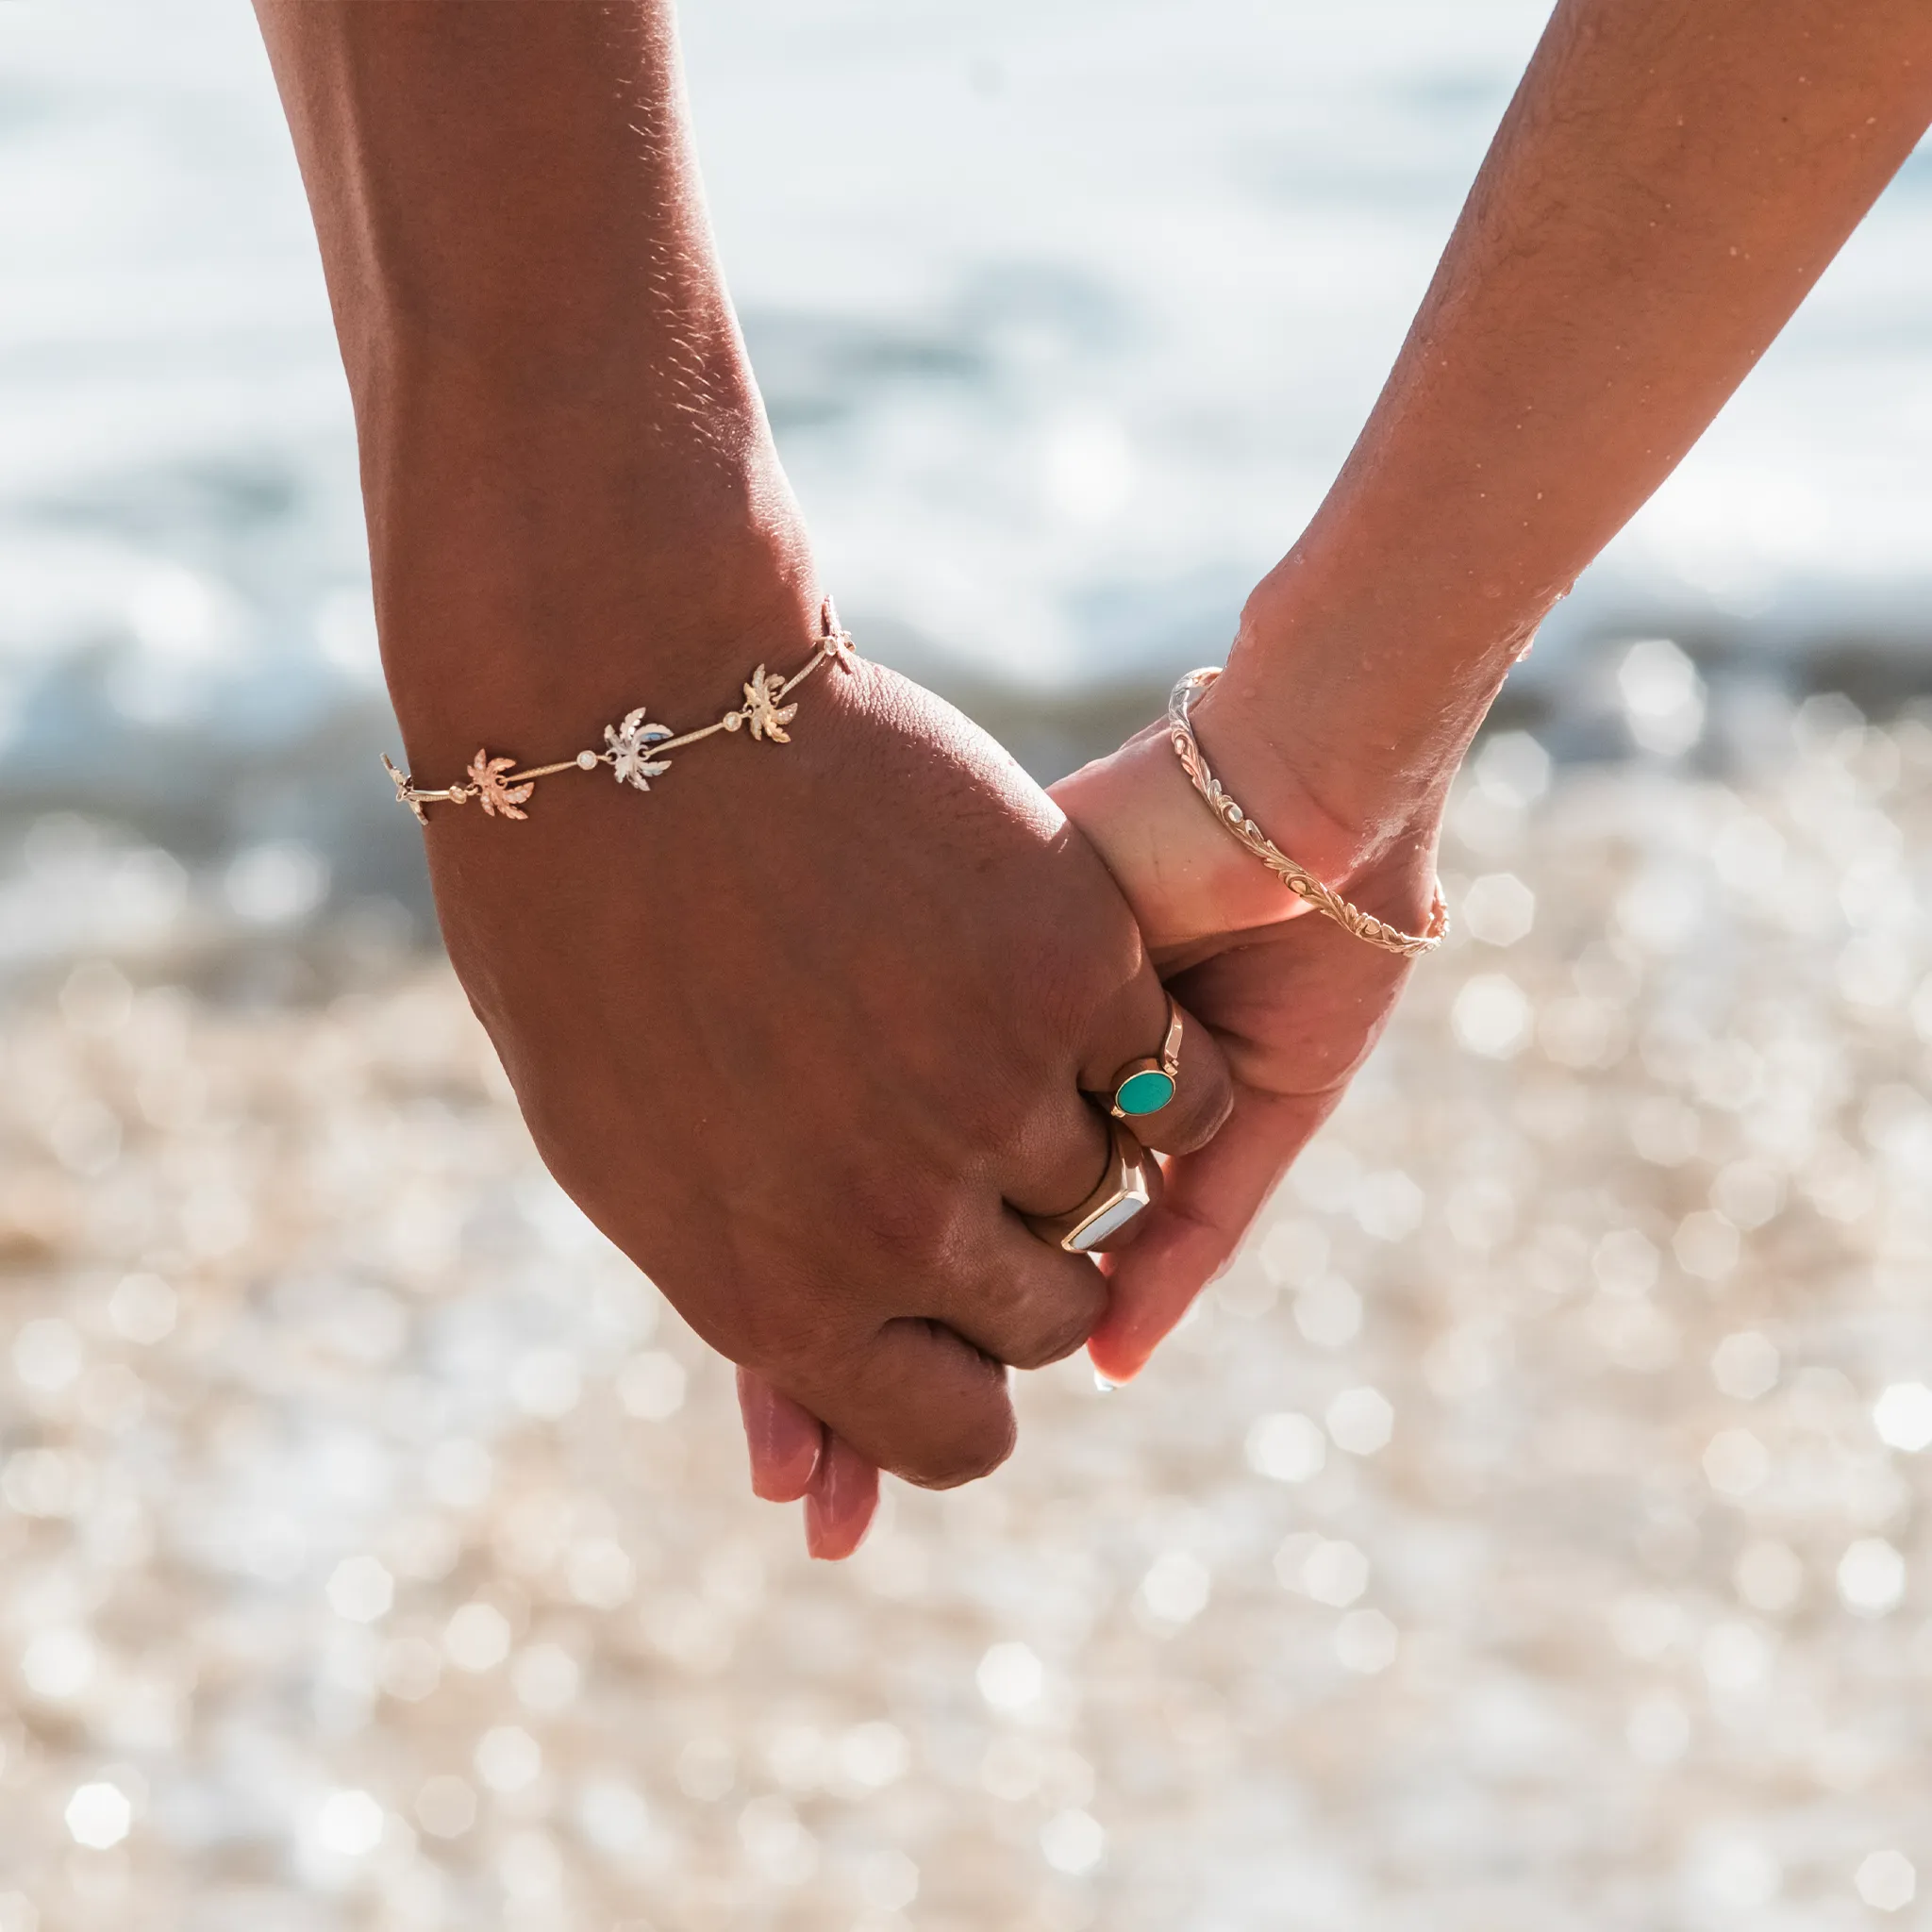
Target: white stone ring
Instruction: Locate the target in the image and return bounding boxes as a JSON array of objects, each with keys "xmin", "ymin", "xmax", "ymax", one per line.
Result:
[{"xmin": 1022, "ymin": 1121, "xmax": 1162, "ymax": 1255}]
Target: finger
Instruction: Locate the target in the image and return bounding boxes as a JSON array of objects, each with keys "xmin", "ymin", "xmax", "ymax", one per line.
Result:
[
  {"xmin": 1088, "ymin": 1086, "xmax": 1333, "ymax": 1383},
  {"xmin": 736, "ymin": 1370, "xmax": 883, "ymax": 1557},
  {"xmin": 736, "ymin": 1367, "xmax": 824, "ymax": 1502},
  {"xmin": 1081, "ymin": 985, "xmax": 1234, "ymax": 1159},
  {"xmin": 924, "ymin": 1211, "xmax": 1112, "ymax": 1371},
  {"xmin": 805, "ymin": 1431, "xmax": 880, "ymax": 1560},
  {"xmin": 791, "ymin": 1314, "xmax": 1017, "ymax": 1491},
  {"xmin": 959, "ymin": 1091, "xmax": 1132, "ymax": 1366},
  {"xmin": 999, "ymin": 1068, "xmax": 1115, "ymax": 1222}
]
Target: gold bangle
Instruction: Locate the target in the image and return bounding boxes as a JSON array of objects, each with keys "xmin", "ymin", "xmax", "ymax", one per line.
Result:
[
  {"xmin": 1166, "ymin": 667, "xmax": 1448, "ymax": 958},
  {"xmin": 381, "ymin": 597, "xmax": 859, "ymax": 824}
]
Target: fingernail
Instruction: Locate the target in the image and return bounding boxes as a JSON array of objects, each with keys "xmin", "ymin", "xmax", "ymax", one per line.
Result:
[
  {"xmin": 1087, "ymin": 1339, "xmax": 1144, "ymax": 1389},
  {"xmin": 805, "ymin": 1436, "xmax": 880, "ymax": 1561},
  {"xmin": 735, "ymin": 1368, "xmax": 824, "ymax": 1501}
]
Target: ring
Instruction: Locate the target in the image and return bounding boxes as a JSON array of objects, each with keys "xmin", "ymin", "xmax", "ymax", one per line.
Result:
[
  {"xmin": 1106, "ymin": 994, "xmax": 1184, "ymax": 1120},
  {"xmin": 1023, "ymin": 1121, "xmax": 1163, "ymax": 1254}
]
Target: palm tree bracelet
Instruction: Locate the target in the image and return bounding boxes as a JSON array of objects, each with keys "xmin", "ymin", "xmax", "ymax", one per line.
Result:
[{"xmin": 382, "ymin": 596, "xmax": 858, "ymax": 824}]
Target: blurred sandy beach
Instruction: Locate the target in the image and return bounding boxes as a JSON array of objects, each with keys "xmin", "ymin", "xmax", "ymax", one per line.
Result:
[
  {"xmin": 11, "ymin": 713, "xmax": 1932, "ymax": 1927},
  {"xmin": 6, "ymin": 0, "xmax": 1932, "ymax": 1926}
]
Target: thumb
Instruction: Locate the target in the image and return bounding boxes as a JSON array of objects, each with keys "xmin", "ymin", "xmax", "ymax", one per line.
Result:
[
  {"xmin": 1088, "ymin": 1087, "xmax": 1331, "ymax": 1382},
  {"xmin": 1050, "ymin": 720, "xmax": 1297, "ymax": 952}
]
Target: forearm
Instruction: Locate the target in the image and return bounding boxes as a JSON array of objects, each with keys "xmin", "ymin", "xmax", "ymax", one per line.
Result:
[
  {"xmin": 252, "ymin": 1, "xmax": 813, "ymax": 764},
  {"xmin": 1226, "ymin": 0, "xmax": 1932, "ymax": 836}
]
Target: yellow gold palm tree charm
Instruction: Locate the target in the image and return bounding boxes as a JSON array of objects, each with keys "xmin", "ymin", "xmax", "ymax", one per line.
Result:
[{"xmin": 739, "ymin": 666, "xmax": 799, "ymax": 743}]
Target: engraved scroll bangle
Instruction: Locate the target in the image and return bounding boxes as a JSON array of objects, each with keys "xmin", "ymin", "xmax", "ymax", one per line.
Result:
[
  {"xmin": 1166, "ymin": 667, "xmax": 1448, "ymax": 958},
  {"xmin": 381, "ymin": 596, "xmax": 859, "ymax": 824}
]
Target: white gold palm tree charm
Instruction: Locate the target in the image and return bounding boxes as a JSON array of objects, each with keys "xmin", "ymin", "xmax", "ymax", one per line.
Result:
[
  {"xmin": 605, "ymin": 708, "xmax": 674, "ymax": 790},
  {"xmin": 382, "ymin": 754, "xmax": 428, "ymax": 824}
]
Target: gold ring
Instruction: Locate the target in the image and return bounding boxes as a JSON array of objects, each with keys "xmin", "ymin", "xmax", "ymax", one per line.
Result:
[
  {"xmin": 1023, "ymin": 1121, "xmax": 1162, "ymax": 1254},
  {"xmin": 1106, "ymin": 994, "xmax": 1183, "ymax": 1120}
]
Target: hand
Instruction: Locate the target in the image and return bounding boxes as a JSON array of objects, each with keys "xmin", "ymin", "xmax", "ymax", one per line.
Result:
[
  {"xmin": 738, "ymin": 646, "xmax": 1440, "ymax": 1548},
  {"xmin": 410, "ymin": 577, "xmax": 1234, "ymax": 1507},
  {"xmin": 1050, "ymin": 673, "xmax": 1442, "ymax": 1379}
]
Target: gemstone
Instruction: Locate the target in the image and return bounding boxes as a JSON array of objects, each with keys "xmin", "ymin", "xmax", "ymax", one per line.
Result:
[
  {"xmin": 1114, "ymin": 1070, "xmax": 1176, "ymax": 1116},
  {"xmin": 576, "ymin": 750, "xmax": 597, "ymax": 770},
  {"xmin": 1068, "ymin": 1191, "xmax": 1149, "ymax": 1253}
]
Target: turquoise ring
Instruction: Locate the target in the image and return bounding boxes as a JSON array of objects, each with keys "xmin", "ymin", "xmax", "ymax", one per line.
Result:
[{"xmin": 1108, "ymin": 995, "xmax": 1184, "ymax": 1121}]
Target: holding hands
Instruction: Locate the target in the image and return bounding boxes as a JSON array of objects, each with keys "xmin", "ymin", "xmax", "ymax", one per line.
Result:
[{"xmin": 257, "ymin": 0, "xmax": 1932, "ymax": 1554}]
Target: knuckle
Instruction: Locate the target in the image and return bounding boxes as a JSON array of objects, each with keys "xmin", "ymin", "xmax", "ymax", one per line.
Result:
[
  {"xmin": 898, "ymin": 1407, "xmax": 1018, "ymax": 1491},
  {"xmin": 1016, "ymin": 929, "xmax": 1136, "ymax": 1065},
  {"xmin": 998, "ymin": 1284, "xmax": 1106, "ymax": 1372},
  {"xmin": 845, "ymin": 1161, "xmax": 973, "ymax": 1279},
  {"xmin": 1127, "ymin": 1020, "xmax": 1234, "ymax": 1155},
  {"xmin": 1165, "ymin": 1077, "xmax": 1235, "ymax": 1155},
  {"xmin": 727, "ymin": 1285, "xmax": 829, "ymax": 1378},
  {"xmin": 939, "ymin": 1060, "xmax": 1037, "ymax": 1151}
]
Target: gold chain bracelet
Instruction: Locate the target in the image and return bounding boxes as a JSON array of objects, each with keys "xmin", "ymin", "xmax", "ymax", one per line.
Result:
[
  {"xmin": 382, "ymin": 597, "xmax": 858, "ymax": 824},
  {"xmin": 1167, "ymin": 667, "xmax": 1448, "ymax": 958}
]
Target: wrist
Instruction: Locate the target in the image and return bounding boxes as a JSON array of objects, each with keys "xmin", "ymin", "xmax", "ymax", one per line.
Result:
[
  {"xmin": 363, "ymin": 389, "xmax": 819, "ymax": 775},
  {"xmin": 1054, "ymin": 690, "xmax": 1446, "ymax": 963},
  {"xmin": 1211, "ymin": 550, "xmax": 1531, "ymax": 864}
]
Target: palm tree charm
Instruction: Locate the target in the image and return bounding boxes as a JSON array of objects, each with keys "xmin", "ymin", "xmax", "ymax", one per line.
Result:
[
  {"xmin": 818, "ymin": 596, "xmax": 858, "ymax": 674},
  {"xmin": 385, "ymin": 604, "xmax": 860, "ymax": 824},
  {"xmin": 466, "ymin": 751, "xmax": 534, "ymax": 820},
  {"xmin": 740, "ymin": 667, "xmax": 799, "ymax": 743},
  {"xmin": 605, "ymin": 708, "xmax": 675, "ymax": 790},
  {"xmin": 382, "ymin": 754, "xmax": 428, "ymax": 824}
]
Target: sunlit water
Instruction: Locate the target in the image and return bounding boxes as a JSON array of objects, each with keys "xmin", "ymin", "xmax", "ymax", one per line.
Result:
[{"xmin": 3, "ymin": 0, "xmax": 1930, "ymax": 929}]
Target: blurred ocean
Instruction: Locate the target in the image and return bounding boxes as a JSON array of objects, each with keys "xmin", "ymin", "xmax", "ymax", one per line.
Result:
[{"xmin": 4, "ymin": 0, "xmax": 1931, "ymax": 961}]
